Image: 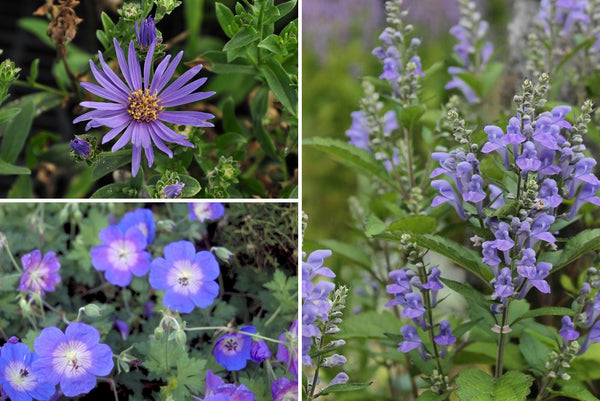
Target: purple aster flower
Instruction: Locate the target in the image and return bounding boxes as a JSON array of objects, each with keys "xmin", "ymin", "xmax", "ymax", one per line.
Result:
[
  {"xmin": 276, "ymin": 319, "xmax": 298, "ymax": 378},
  {"xmin": 73, "ymin": 38, "xmax": 214, "ymax": 176},
  {"xmin": 570, "ymin": 183, "xmax": 600, "ymax": 219},
  {"xmin": 0, "ymin": 342, "xmax": 55, "ymax": 401},
  {"xmin": 250, "ymin": 341, "xmax": 271, "ymax": 363},
  {"xmin": 203, "ymin": 370, "xmax": 255, "ymax": 401},
  {"xmin": 162, "ymin": 182, "xmax": 185, "ymax": 198},
  {"xmin": 271, "ymin": 377, "xmax": 298, "ymax": 401},
  {"xmin": 118, "ymin": 208, "xmax": 155, "ymax": 245},
  {"xmin": 493, "ymin": 267, "xmax": 514, "ymax": 299},
  {"xmin": 18, "ymin": 250, "xmax": 61, "ymax": 296},
  {"xmin": 32, "ymin": 323, "xmax": 113, "ymax": 397},
  {"xmin": 149, "ymin": 240, "xmax": 220, "ymax": 313},
  {"xmin": 135, "ymin": 16, "xmax": 157, "ymax": 47},
  {"xmin": 431, "ymin": 179, "xmax": 465, "ymax": 219},
  {"xmin": 214, "ymin": 326, "xmax": 256, "ymax": 371},
  {"xmin": 90, "ymin": 225, "xmax": 151, "ymax": 286},
  {"xmin": 189, "ymin": 202, "xmax": 225, "ymax": 222},
  {"xmin": 401, "ymin": 292, "xmax": 426, "ymax": 319},
  {"xmin": 113, "ymin": 318, "xmax": 129, "ymax": 340},
  {"xmin": 302, "ymin": 250, "xmax": 335, "ymax": 281},
  {"xmin": 559, "ymin": 316, "xmax": 579, "ymax": 342},
  {"xmin": 70, "ymin": 137, "xmax": 92, "ymax": 157}
]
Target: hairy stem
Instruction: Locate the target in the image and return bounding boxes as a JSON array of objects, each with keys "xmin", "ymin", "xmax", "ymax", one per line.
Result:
[{"xmin": 494, "ymin": 301, "xmax": 511, "ymax": 379}]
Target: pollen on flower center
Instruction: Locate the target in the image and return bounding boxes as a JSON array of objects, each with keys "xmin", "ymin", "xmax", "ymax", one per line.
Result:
[
  {"xmin": 127, "ymin": 89, "xmax": 162, "ymax": 122},
  {"xmin": 7, "ymin": 361, "xmax": 35, "ymax": 391}
]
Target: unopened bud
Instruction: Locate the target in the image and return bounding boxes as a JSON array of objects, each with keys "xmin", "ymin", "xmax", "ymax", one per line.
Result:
[{"xmin": 83, "ymin": 304, "xmax": 102, "ymax": 317}]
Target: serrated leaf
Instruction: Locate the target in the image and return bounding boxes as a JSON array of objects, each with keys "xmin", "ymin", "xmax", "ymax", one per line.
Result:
[
  {"xmin": 551, "ymin": 381, "xmax": 600, "ymax": 401},
  {"xmin": 416, "ymin": 391, "xmax": 450, "ymax": 401},
  {"xmin": 540, "ymin": 229, "xmax": 600, "ymax": 270},
  {"xmin": 319, "ymin": 382, "xmax": 372, "ymax": 395},
  {"xmin": 519, "ymin": 331, "xmax": 550, "ymax": 372},
  {"xmin": 92, "ymin": 150, "xmax": 131, "ymax": 180},
  {"xmin": 387, "ymin": 215, "xmax": 437, "ymax": 234},
  {"xmin": 455, "ymin": 369, "xmax": 533, "ymax": 401},
  {"xmin": 304, "ymin": 137, "xmax": 400, "ymax": 190},
  {"xmin": 258, "ymin": 57, "xmax": 297, "ymax": 116}
]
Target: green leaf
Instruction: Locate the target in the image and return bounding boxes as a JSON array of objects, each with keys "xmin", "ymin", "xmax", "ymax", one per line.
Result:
[
  {"xmin": 28, "ymin": 59, "xmax": 39, "ymax": 84},
  {"xmin": 513, "ymin": 307, "xmax": 575, "ymax": 324},
  {"xmin": 341, "ymin": 310, "xmax": 402, "ymax": 340},
  {"xmin": 202, "ymin": 50, "xmax": 256, "ymax": 75},
  {"xmin": 100, "ymin": 11, "xmax": 115, "ymax": 32},
  {"xmin": 540, "ymin": 229, "xmax": 600, "ymax": 270},
  {"xmin": 258, "ymin": 34, "xmax": 283, "ymax": 55},
  {"xmin": 215, "ymin": 2, "xmax": 237, "ymax": 38},
  {"xmin": 310, "ymin": 239, "xmax": 372, "ymax": 268},
  {"xmin": 90, "ymin": 183, "xmax": 132, "ymax": 198},
  {"xmin": 455, "ymin": 369, "xmax": 533, "ymax": 401},
  {"xmin": 0, "ymin": 98, "xmax": 34, "ymax": 164},
  {"xmin": 258, "ymin": 57, "xmax": 297, "ymax": 116},
  {"xmin": 492, "ymin": 199, "xmax": 520, "ymax": 218},
  {"xmin": 319, "ymin": 382, "xmax": 372, "ymax": 395},
  {"xmin": 398, "ymin": 104, "xmax": 426, "ymax": 132},
  {"xmin": 519, "ymin": 331, "xmax": 550, "ymax": 372},
  {"xmin": 365, "ymin": 214, "xmax": 386, "ymax": 237},
  {"xmin": 223, "ymin": 27, "xmax": 260, "ymax": 52},
  {"xmin": 387, "ymin": 215, "xmax": 437, "ymax": 234},
  {"xmin": 416, "ymin": 391, "xmax": 450, "ymax": 401},
  {"xmin": 551, "ymin": 381, "xmax": 600, "ymax": 401},
  {"xmin": 183, "ymin": 0, "xmax": 203, "ymax": 54},
  {"xmin": 215, "ymin": 133, "xmax": 246, "ymax": 150},
  {"xmin": 250, "ymin": 86, "xmax": 278, "ymax": 159},
  {"xmin": 276, "ymin": 0, "xmax": 297, "ymax": 18},
  {"xmin": 0, "ymin": 107, "xmax": 21, "ymax": 124},
  {"xmin": 303, "ymin": 137, "xmax": 400, "ymax": 190},
  {"xmin": 92, "ymin": 150, "xmax": 131, "ymax": 180},
  {"xmin": 556, "ymin": 38, "xmax": 596, "ymax": 73},
  {"xmin": 221, "ymin": 97, "xmax": 243, "ymax": 134},
  {"xmin": 0, "ymin": 159, "xmax": 31, "ymax": 175},
  {"xmin": 481, "ymin": 62, "xmax": 505, "ymax": 95},
  {"xmin": 455, "ymin": 72, "xmax": 482, "ymax": 97},
  {"xmin": 7, "ymin": 175, "xmax": 33, "ymax": 197},
  {"xmin": 441, "ymin": 279, "xmax": 491, "ymax": 313},
  {"xmin": 146, "ymin": 174, "xmax": 202, "ymax": 198},
  {"xmin": 452, "ymin": 318, "xmax": 483, "ymax": 339}
]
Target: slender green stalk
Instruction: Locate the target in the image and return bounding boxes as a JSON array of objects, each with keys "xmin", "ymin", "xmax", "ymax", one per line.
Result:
[
  {"xmin": 13, "ymin": 79, "xmax": 67, "ymax": 97},
  {"xmin": 494, "ymin": 301, "xmax": 511, "ymax": 379}
]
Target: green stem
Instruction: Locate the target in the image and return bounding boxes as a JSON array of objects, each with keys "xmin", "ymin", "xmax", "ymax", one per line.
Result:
[
  {"xmin": 494, "ymin": 301, "xmax": 511, "ymax": 379},
  {"xmin": 165, "ymin": 325, "xmax": 170, "ymax": 375},
  {"xmin": 184, "ymin": 325, "xmax": 285, "ymax": 344},
  {"xmin": 3, "ymin": 240, "xmax": 23, "ymax": 273},
  {"xmin": 13, "ymin": 80, "xmax": 67, "ymax": 97}
]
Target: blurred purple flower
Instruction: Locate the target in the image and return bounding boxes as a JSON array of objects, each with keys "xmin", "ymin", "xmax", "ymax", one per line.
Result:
[
  {"xmin": 70, "ymin": 137, "xmax": 92, "ymax": 157},
  {"xmin": 118, "ymin": 208, "xmax": 155, "ymax": 245},
  {"xmin": 276, "ymin": 319, "xmax": 298, "ymax": 378},
  {"xmin": 559, "ymin": 316, "xmax": 579, "ymax": 342},
  {"xmin": 18, "ymin": 250, "xmax": 61, "ymax": 296},
  {"xmin": 203, "ymin": 370, "xmax": 255, "ymax": 401},
  {"xmin": 271, "ymin": 377, "xmax": 298, "ymax": 401},
  {"xmin": 113, "ymin": 319, "xmax": 130, "ymax": 340},
  {"xmin": 250, "ymin": 341, "xmax": 271, "ymax": 363},
  {"xmin": 189, "ymin": 202, "xmax": 225, "ymax": 222}
]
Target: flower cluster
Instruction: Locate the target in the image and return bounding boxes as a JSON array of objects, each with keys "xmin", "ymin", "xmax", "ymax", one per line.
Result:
[{"xmin": 446, "ymin": 0, "xmax": 494, "ymax": 103}]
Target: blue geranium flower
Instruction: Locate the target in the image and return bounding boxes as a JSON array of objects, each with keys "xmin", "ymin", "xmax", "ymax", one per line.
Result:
[
  {"xmin": 149, "ymin": 240, "xmax": 220, "ymax": 313},
  {"xmin": 214, "ymin": 326, "xmax": 256, "ymax": 371},
  {"xmin": 188, "ymin": 202, "xmax": 225, "ymax": 222},
  {"xmin": 90, "ymin": 225, "xmax": 151, "ymax": 286},
  {"xmin": 32, "ymin": 323, "xmax": 114, "ymax": 398},
  {"xmin": 271, "ymin": 377, "xmax": 298, "ymax": 401},
  {"xmin": 202, "ymin": 370, "xmax": 255, "ymax": 401},
  {"xmin": 0, "ymin": 342, "xmax": 55, "ymax": 401},
  {"xmin": 118, "ymin": 208, "xmax": 155, "ymax": 245}
]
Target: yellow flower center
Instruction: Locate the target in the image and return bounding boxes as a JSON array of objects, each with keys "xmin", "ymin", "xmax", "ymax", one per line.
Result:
[{"xmin": 127, "ymin": 89, "xmax": 163, "ymax": 122}]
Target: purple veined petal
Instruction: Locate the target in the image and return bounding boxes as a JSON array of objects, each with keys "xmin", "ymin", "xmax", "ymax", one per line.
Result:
[
  {"xmin": 152, "ymin": 120, "xmax": 195, "ymax": 147},
  {"xmin": 160, "ymin": 91, "xmax": 216, "ymax": 108},
  {"xmin": 111, "ymin": 123, "xmax": 135, "ymax": 151},
  {"xmin": 102, "ymin": 121, "xmax": 131, "ymax": 144},
  {"xmin": 158, "ymin": 64, "xmax": 204, "ymax": 98},
  {"xmin": 65, "ymin": 322, "xmax": 100, "ymax": 344},
  {"xmin": 148, "ymin": 122, "xmax": 174, "ymax": 157},
  {"xmin": 158, "ymin": 77, "xmax": 208, "ymax": 103},
  {"xmin": 128, "ymin": 40, "xmax": 143, "ymax": 90},
  {"xmin": 79, "ymin": 101, "xmax": 125, "ymax": 110},
  {"xmin": 73, "ymin": 109, "xmax": 112, "ymax": 125},
  {"xmin": 80, "ymin": 81, "xmax": 126, "ymax": 103},
  {"xmin": 131, "ymin": 145, "xmax": 142, "ymax": 177},
  {"xmin": 164, "ymin": 240, "xmax": 197, "ymax": 261},
  {"xmin": 149, "ymin": 258, "xmax": 170, "ymax": 290},
  {"xmin": 130, "ymin": 120, "xmax": 146, "ymax": 147},
  {"xmin": 192, "ymin": 281, "xmax": 219, "ymax": 307},
  {"xmin": 159, "ymin": 110, "xmax": 215, "ymax": 126},
  {"xmin": 148, "ymin": 54, "xmax": 172, "ymax": 93},
  {"xmin": 113, "ymin": 38, "xmax": 134, "ymax": 90},
  {"xmin": 91, "ymin": 111, "xmax": 131, "ymax": 129},
  {"xmin": 34, "ymin": 326, "xmax": 66, "ymax": 356},
  {"xmin": 152, "ymin": 51, "xmax": 184, "ymax": 94},
  {"xmin": 143, "ymin": 136, "xmax": 155, "ymax": 167},
  {"xmin": 164, "ymin": 289, "xmax": 195, "ymax": 313},
  {"xmin": 92, "ymin": 55, "xmax": 130, "ymax": 96},
  {"xmin": 60, "ymin": 372, "xmax": 97, "ymax": 397},
  {"xmin": 144, "ymin": 40, "xmax": 157, "ymax": 91},
  {"xmin": 87, "ymin": 343, "xmax": 114, "ymax": 376}
]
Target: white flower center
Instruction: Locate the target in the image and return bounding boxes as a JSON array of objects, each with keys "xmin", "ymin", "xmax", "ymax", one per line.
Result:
[
  {"xmin": 166, "ymin": 260, "xmax": 203, "ymax": 295},
  {"xmin": 26, "ymin": 264, "xmax": 50, "ymax": 291},
  {"xmin": 108, "ymin": 239, "xmax": 138, "ymax": 271},
  {"xmin": 6, "ymin": 360, "xmax": 36, "ymax": 391},
  {"xmin": 192, "ymin": 204, "xmax": 211, "ymax": 220},
  {"xmin": 52, "ymin": 340, "xmax": 92, "ymax": 378}
]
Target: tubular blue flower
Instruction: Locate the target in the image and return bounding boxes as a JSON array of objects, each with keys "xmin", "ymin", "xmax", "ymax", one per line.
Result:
[
  {"xmin": 401, "ymin": 292, "xmax": 426, "ymax": 319},
  {"xmin": 530, "ymin": 214, "xmax": 556, "ymax": 247},
  {"xmin": 18, "ymin": 250, "xmax": 61, "ymax": 296},
  {"xmin": 538, "ymin": 179, "xmax": 563, "ymax": 209},
  {"xmin": 188, "ymin": 202, "xmax": 225, "ymax": 222},
  {"xmin": 567, "ymin": 158, "xmax": 600, "ymax": 199},
  {"xmin": 303, "ymin": 250, "xmax": 335, "ymax": 280},
  {"xmin": 345, "ymin": 111, "xmax": 370, "ymax": 152},
  {"xmin": 493, "ymin": 268, "xmax": 514, "ymax": 299},
  {"xmin": 387, "ymin": 269, "xmax": 413, "ymax": 297},
  {"xmin": 271, "ymin": 377, "xmax": 298, "ymax": 401},
  {"xmin": 0, "ymin": 342, "xmax": 55, "ymax": 401},
  {"xmin": 135, "ymin": 16, "xmax": 157, "ymax": 47},
  {"xmin": 73, "ymin": 38, "xmax": 215, "ymax": 176},
  {"xmin": 397, "ymin": 325, "xmax": 426, "ymax": 359},
  {"xmin": 570, "ymin": 183, "xmax": 600, "ymax": 219},
  {"xmin": 32, "ymin": 323, "xmax": 113, "ymax": 397},
  {"xmin": 490, "ymin": 222, "xmax": 515, "ymax": 252},
  {"xmin": 250, "ymin": 341, "xmax": 271, "ymax": 363},
  {"xmin": 162, "ymin": 182, "xmax": 185, "ymax": 198},
  {"xmin": 517, "ymin": 255, "xmax": 552, "ymax": 297},
  {"xmin": 423, "ymin": 267, "xmax": 443, "ymax": 306},
  {"xmin": 214, "ymin": 326, "xmax": 256, "ymax": 371},
  {"xmin": 488, "ymin": 184, "xmax": 505, "ymax": 209},
  {"xmin": 516, "ymin": 141, "xmax": 542, "ymax": 173},
  {"xmin": 431, "ymin": 180, "xmax": 465, "ymax": 219},
  {"xmin": 118, "ymin": 208, "xmax": 155, "ymax": 245},
  {"xmin": 434, "ymin": 320, "xmax": 456, "ymax": 345},
  {"xmin": 328, "ymin": 372, "xmax": 349, "ymax": 387},
  {"xmin": 482, "ymin": 241, "xmax": 501, "ymax": 272},
  {"xmin": 445, "ymin": 71, "xmax": 480, "ymax": 103},
  {"xmin": 559, "ymin": 316, "xmax": 579, "ymax": 342},
  {"xmin": 203, "ymin": 370, "xmax": 255, "ymax": 401},
  {"xmin": 70, "ymin": 137, "xmax": 92, "ymax": 157},
  {"xmin": 91, "ymin": 225, "xmax": 151, "ymax": 286},
  {"xmin": 481, "ymin": 125, "xmax": 509, "ymax": 168},
  {"xmin": 149, "ymin": 240, "xmax": 220, "ymax": 313}
]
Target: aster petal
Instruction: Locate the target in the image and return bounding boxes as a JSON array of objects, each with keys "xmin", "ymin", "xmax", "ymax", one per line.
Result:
[
  {"xmin": 97, "ymin": 51, "xmax": 131, "ymax": 95},
  {"xmin": 164, "ymin": 240, "xmax": 197, "ymax": 262},
  {"xmin": 159, "ymin": 64, "xmax": 204, "ymax": 98},
  {"xmin": 111, "ymin": 123, "xmax": 134, "ymax": 151},
  {"xmin": 60, "ymin": 372, "xmax": 97, "ymax": 397},
  {"xmin": 34, "ymin": 326, "xmax": 66, "ymax": 356},
  {"xmin": 149, "ymin": 258, "xmax": 171, "ymax": 290},
  {"xmin": 159, "ymin": 77, "xmax": 208, "ymax": 103},
  {"xmin": 192, "ymin": 280, "xmax": 219, "ymax": 307},
  {"xmin": 65, "ymin": 322, "xmax": 100, "ymax": 345},
  {"xmin": 194, "ymin": 250, "xmax": 220, "ymax": 280},
  {"xmin": 163, "ymin": 289, "xmax": 195, "ymax": 313},
  {"xmin": 79, "ymin": 101, "xmax": 125, "ymax": 110},
  {"xmin": 73, "ymin": 109, "xmax": 106, "ymax": 125},
  {"xmin": 152, "ymin": 120, "xmax": 195, "ymax": 146},
  {"xmin": 87, "ymin": 343, "xmax": 114, "ymax": 376},
  {"xmin": 159, "ymin": 110, "xmax": 215, "ymax": 127},
  {"xmin": 148, "ymin": 122, "xmax": 174, "ymax": 158},
  {"xmin": 102, "ymin": 121, "xmax": 130, "ymax": 144},
  {"xmin": 144, "ymin": 40, "xmax": 156, "ymax": 90},
  {"xmin": 131, "ymin": 145, "xmax": 142, "ymax": 177},
  {"xmin": 144, "ymin": 137, "xmax": 155, "ymax": 167},
  {"xmin": 152, "ymin": 51, "xmax": 184, "ymax": 94},
  {"xmin": 148, "ymin": 54, "xmax": 172, "ymax": 94},
  {"xmin": 128, "ymin": 40, "xmax": 143, "ymax": 90},
  {"xmin": 160, "ymin": 91, "xmax": 216, "ymax": 108},
  {"xmin": 114, "ymin": 38, "xmax": 134, "ymax": 89},
  {"xmin": 80, "ymin": 81, "xmax": 126, "ymax": 103},
  {"xmin": 91, "ymin": 111, "xmax": 131, "ymax": 129}
]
